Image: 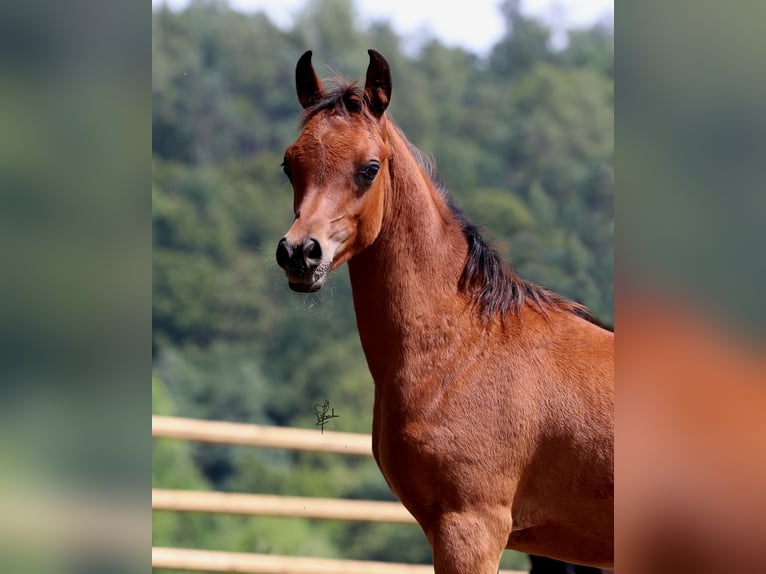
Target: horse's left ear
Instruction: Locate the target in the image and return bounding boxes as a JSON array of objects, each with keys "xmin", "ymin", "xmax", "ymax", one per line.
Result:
[{"xmin": 365, "ymin": 49, "xmax": 392, "ymax": 118}]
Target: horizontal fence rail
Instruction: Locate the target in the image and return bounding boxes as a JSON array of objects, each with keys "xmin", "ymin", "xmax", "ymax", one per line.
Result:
[
  {"xmin": 152, "ymin": 547, "xmax": 526, "ymax": 574},
  {"xmin": 152, "ymin": 415, "xmax": 372, "ymax": 456},
  {"xmin": 152, "ymin": 416, "xmax": 529, "ymax": 573},
  {"xmin": 152, "ymin": 489, "xmax": 417, "ymax": 524}
]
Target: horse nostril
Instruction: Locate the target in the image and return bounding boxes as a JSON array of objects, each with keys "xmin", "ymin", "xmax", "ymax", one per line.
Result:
[
  {"xmin": 303, "ymin": 238, "xmax": 322, "ymax": 268},
  {"xmin": 276, "ymin": 238, "xmax": 293, "ymax": 269}
]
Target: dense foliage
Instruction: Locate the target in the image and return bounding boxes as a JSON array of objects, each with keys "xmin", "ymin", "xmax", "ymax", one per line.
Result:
[{"xmin": 152, "ymin": 0, "xmax": 613, "ymax": 568}]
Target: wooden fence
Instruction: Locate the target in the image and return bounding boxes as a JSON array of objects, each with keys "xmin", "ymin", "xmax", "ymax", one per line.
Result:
[
  {"xmin": 152, "ymin": 415, "xmax": 371, "ymax": 455},
  {"xmin": 152, "ymin": 415, "xmax": 525, "ymax": 574}
]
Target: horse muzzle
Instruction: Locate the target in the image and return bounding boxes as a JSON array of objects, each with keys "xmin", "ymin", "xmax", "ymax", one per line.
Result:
[{"xmin": 276, "ymin": 236, "xmax": 329, "ymax": 292}]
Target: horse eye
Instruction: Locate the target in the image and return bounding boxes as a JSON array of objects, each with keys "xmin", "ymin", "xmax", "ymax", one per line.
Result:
[
  {"xmin": 361, "ymin": 162, "xmax": 380, "ymax": 182},
  {"xmin": 281, "ymin": 160, "xmax": 292, "ymax": 180}
]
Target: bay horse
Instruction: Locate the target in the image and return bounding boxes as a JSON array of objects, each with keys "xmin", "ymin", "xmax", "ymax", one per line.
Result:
[{"xmin": 276, "ymin": 50, "xmax": 614, "ymax": 572}]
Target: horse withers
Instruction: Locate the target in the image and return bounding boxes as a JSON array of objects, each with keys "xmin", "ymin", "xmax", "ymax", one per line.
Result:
[{"xmin": 276, "ymin": 49, "xmax": 614, "ymax": 573}]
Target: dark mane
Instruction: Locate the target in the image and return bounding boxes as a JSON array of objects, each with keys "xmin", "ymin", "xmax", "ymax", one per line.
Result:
[
  {"xmin": 300, "ymin": 81, "xmax": 370, "ymax": 128},
  {"xmin": 400, "ymin": 132, "xmax": 593, "ymax": 323},
  {"xmin": 299, "ymin": 78, "xmax": 594, "ymax": 323}
]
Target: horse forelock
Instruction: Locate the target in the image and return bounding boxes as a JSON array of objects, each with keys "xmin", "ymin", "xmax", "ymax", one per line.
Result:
[{"xmin": 299, "ymin": 81, "xmax": 375, "ymax": 128}]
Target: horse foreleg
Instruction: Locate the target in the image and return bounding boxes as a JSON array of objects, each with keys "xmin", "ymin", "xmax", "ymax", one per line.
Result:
[{"xmin": 428, "ymin": 511, "xmax": 508, "ymax": 574}]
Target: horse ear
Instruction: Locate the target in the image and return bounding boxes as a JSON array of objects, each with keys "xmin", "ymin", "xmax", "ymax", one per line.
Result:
[
  {"xmin": 296, "ymin": 50, "xmax": 325, "ymax": 109},
  {"xmin": 365, "ymin": 49, "xmax": 392, "ymax": 118}
]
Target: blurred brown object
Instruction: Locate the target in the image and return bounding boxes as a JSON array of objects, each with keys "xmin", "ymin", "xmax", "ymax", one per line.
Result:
[
  {"xmin": 617, "ymin": 286, "xmax": 766, "ymax": 574},
  {"xmin": 529, "ymin": 554, "xmax": 602, "ymax": 573}
]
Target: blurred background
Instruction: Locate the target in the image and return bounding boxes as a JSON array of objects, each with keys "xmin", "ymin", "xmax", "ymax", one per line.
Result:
[
  {"xmin": 150, "ymin": 0, "xmax": 613, "ymax": 569},
  {"xmin": 3, "ymin": 0, "xmax": 763, "ymax": 572}
]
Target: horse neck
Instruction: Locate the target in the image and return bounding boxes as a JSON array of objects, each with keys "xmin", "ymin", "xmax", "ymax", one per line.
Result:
[{"xmin": 347, "ymin": 123, "xmax": 470, "ymax": 382}]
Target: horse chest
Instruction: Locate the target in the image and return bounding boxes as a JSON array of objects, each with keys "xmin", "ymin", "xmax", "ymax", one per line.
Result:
[
  {"xmin": 372, "ymin": 391, "xmax": 508, "ymax": 517},
  {"xmin": 372, "ymin": 417, "xmax": 449, "ymax": 515}
]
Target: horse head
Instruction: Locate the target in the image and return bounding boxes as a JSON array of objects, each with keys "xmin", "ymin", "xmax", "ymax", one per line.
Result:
[{"xmin": 276, "ymin": 50, "xmax": 392, "ymax": 292}]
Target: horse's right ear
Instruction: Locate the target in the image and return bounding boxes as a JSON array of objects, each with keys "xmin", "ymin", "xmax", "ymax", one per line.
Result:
[{"xmin": 296, "ymin": 50, "xmax": 325, "ymax": 109}]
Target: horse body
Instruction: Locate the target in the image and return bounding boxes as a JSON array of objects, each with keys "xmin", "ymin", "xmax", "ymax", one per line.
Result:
[{"xmin": 277, "ymin": 50, "xmax": 614, "ymax": 572}]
